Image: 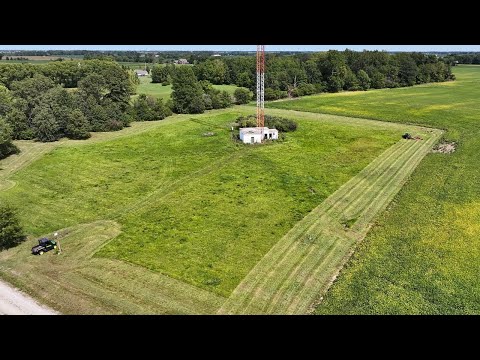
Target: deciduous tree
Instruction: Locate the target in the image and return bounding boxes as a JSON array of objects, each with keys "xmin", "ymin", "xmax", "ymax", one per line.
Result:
[
  {"xmin": 0, "ymin": 204, "xmax": 26, "ymax": 250},
  {"xmin": 172, "ymin": 66, "xmax": 205, "ymax": 114}
]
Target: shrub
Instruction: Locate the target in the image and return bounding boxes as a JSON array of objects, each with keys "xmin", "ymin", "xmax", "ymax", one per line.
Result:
[
  {"xmin": 303, "ymin": 83, "xmax": 317, "ymax": 95},
  {"xmin": 0, "ymin": 204, "xmax": 26, "ymax": 250},
  {"xmin": 234, "ymin": 88, "xmax": 252, "ymax": 104},
  {"xmin": 105, "ymin": 119, "xmax": 124, "ymax": 131},
  {"xmin": 172, "ymin": 66, "xmax": 205, "ymax": 114},
  {"xmin": 5, "ymin": 108, "xmax": 33, "ymax": 140},
  {"xmin": 65, "ymin": 109, "xmax": 91, "ymax": 140},
  {"xmin": 235, "ymin": 115, "xmax": 257, "ymax": 128},
  {"xmin": 264, "ymin": 88, "xmax": 289, "ymax": 101},
  {"xmin": 265, "ymin": 115, "xmax": 297, "ymax": 132},
  {"xmin": 264, "ymin": 88, "xmax": 280, "ymax": 100},
  {"xmin": 0, "ymin": 117, "xmax": 19, "ymax": 159},
  {"xmin": 235, "ymin": 114, "xmax": 297, "ymax": 132},
  {"xmin": 0, "ymin": 141, "xmax": 19, "ymax": 160},
  {"xmin": 32, "ymin": 106, "xmax": 61, "ymax": 142},
  {"xmin": 219, "ymin": 91, "xmax": 232, "ymax": 108}
]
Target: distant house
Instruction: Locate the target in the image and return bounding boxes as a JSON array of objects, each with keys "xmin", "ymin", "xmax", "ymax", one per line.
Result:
[
  {"xmin": 239, "ymin": 127, "xmax": 279, "ymax": 144},
  {"xmin": 174, "ymin": 58, "xmax": 189, "ymax": 64},
  {"xmin": 212, "ymin": 54, "xmax": 221, "ymax": 57},
  {"xmin": 135, "ymin": 70, "xmax": 149, "ymax": 77}
]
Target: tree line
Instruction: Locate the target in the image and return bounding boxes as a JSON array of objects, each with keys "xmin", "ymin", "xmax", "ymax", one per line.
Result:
[
  {"xmin": 443, "ymin": 53, "xmax": 480, "ymax": 65},
  {"xmin": 0, "ymin": 51, "xmax": 455, "ymax": 159},
  {"xmin": 0, "ymin": 60, "xmax": 138, "ymax": 147},
  {"xmin": 0, "ymin": 60, "xmax": 245, "ymax": 156},
  {"xmin": 190, "ymin": 50, "xmax": 455, "ymax": 100}
]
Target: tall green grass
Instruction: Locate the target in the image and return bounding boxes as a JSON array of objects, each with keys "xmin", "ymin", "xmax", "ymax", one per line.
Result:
[{"xmin": 0, "ymin": 107, "xmax": 400, "ymax": 297}]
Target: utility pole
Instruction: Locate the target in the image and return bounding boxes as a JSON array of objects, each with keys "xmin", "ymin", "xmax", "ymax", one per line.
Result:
[{"xmin": 54, "ymin": 232, "xmax": 62, "ymax": 254}]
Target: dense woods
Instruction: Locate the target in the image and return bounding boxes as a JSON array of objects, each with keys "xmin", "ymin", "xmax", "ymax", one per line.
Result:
[
  {"xmin": 0, "ymin": 59, "xmax": 234, "ymax": 145},
  {"xmin": 0, "ymin": 204, "xmax": 26, "ymax": 250},
  {"xmin": 444, "ymin": 53, "xmax": 480, "ymax": 64},
  {"xmin": 0, "ymin": 60, "xmax": 136, "ymax": 142},
  {"xmin": 192, "ymin": 50, "xmax": 455, "ymax": 100}
]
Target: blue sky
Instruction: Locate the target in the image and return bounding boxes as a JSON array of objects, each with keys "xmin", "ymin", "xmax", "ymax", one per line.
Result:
[{"xmin": 0, "ymin": 45, "xmax": 479, "ymax": 52}]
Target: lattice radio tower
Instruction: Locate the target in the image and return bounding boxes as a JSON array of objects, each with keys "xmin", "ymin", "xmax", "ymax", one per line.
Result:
[{"xmin": 256, "ymin": 45, "xmax": 265, "ymax": 129}]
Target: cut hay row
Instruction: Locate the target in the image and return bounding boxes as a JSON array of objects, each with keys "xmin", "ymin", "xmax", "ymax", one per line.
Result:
[
  {"xmin": 0, "ymin": 142, "xmax": 55, "ymax": 179},
  {"xmin": 218, "ymin": 130, "xmax": 442, "ymax": 314},
  {"xmin": 0, "ymin": 220, "xmax": 223, "ymax": 314}
]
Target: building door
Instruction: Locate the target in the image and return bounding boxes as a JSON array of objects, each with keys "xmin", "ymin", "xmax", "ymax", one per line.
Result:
[{"xmin": 251, "ymin": 137, "xmax": 255, "ymax": 144}]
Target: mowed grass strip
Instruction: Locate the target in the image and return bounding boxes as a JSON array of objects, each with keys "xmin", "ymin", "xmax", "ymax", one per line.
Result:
[
  {"xmin": 1, "ymin": 107, "xmax": 406, "ymax": 313},
  {"xmin": 95, "ymin": 110, "xmax": 406, "ymax": 296},
  {"xmin": 0, "ymin": 221, "xmax": 223, "ymax": 314},
  {"xmin": 219, "ymin": 127, "xmax": 441, "ymax": 314},
  {"xmin": 269, "ymin": 65, "xmax": 480, "ymax": 314}
]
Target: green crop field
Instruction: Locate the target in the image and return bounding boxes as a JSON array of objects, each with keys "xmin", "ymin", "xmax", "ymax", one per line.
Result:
[
  {"xmin": 0, "ymin": 56, "xmax": 84, "ymax": 64},
  {"xmin": 219, "ymin": 126, "xmax": 440, "ymax": 314},
  {"xmin": 119, "ymin": 62, "xmax": 193, "ymax": 69},
  {"xmin": 119, "ymin": 62, "xmax": 154, "ymax": 69},
  {"xmin": 0, "ymin": 60, "xmax": 53, "ymax": 64},
  {"xmin": 133, "ymin": 76, "xmax": 240, "ymax": 101},
  {"xmin": 0, "ymin": 103, "xmax": 427, "ymax": 313},
  {"xmin": 2, "ymin": 65, "xmax": 476, "ymax": 315},
  {"xmin": 268, "ymin": 65, "xmax": 480, "ymax": 314}
]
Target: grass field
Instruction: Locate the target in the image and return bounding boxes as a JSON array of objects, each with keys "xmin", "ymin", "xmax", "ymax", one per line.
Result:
[
  {"xmin": 0, "ymin": 55, "xmax": 83, "ymax": 64},
  {"xmin": 119, "ymin": 62, "xmax": 153, "ymax": 69},
  {"xmin": 0, "ymin": 221, "xmax": 223, "ymax": 314},
  {"xmin": 133, "ymin": 76, "xmax": 240, "ymax": 101},
  {"xmin": 119, "ymin": 62, "xmax": 194, "ymax": 69},
  {"xmin": 2, "ymin": 66, "xmax": 474, "ymax": 314},
  {"xmin": 0, "ymin": 105, "xmax": 419, "ymax": 313},
  {"xmin": 0, "ymin": 60, "xmax": 53, "ymax": 64},
  {"xmin": 219, "ymin": 126, "xmax": 440, "ymax": 314},
  {"xmin": 268, "ymin": 65, "xmax": 480, "ymax": 314}
]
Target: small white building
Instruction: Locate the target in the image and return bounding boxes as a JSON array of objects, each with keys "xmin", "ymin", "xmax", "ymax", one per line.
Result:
[
  {"xmin": 135, "ymin": 70, "xmax": 149, "ymax": 77},
  {"xmin": 174, "ymin": 58, "xmax": 189, "ymax": 64},
  {"xmin": 239, "ymin": 127, "xmax": 279, "ymax": 144}
]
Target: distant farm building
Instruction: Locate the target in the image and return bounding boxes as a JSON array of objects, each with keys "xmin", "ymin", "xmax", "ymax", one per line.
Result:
[
  {"xmin": 174, "ymin": 59, "xmax": 189, "ymax": 64},
  {"xmin": 239, "ymin": 127, "xmax": 278, "ymax": 144},
  {"xmin": 135, "ymin": 70, "xmax": 149, "ymax": 77},
  {"xmin": 212, "ymin": 54, "xmax": 222, "ymax": 57}
]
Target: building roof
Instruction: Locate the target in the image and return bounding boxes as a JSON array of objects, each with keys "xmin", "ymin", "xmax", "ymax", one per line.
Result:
[
  {"xmin": 239, "ymin": 127, "xmax": 278, "ymax": 135},
  {"xmin": 135, "ymin": 70, "xmax": 148, "ymax": 75}
]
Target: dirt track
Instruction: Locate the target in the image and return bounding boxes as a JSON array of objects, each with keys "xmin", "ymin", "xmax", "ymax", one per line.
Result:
[{"xmin": 0, "ymin": 279, "xmax": 57, "ymax": 315}]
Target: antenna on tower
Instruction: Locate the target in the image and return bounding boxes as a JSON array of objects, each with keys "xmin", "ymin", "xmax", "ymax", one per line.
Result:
[{"xmin": 256, "ymin": 45, "xmax": 265, "ymax": 136}]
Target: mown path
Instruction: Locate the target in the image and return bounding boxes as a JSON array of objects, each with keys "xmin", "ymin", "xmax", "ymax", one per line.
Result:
[
  {"xmin": 0, "ymin": 221, "xmax": 223, "ymax": 314},
  {"xmin": 219, "ymin": 128, "xmax": 442, "ymax": 314},
  {"xmin": 1, "ymin": 107, "xmax": 442, "ymax": 314}
]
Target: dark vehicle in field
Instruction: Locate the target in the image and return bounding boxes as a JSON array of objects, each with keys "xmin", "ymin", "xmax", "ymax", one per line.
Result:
[{"xmin": 31, "ymin": 238, "xmax": 57, "ymax": 255}]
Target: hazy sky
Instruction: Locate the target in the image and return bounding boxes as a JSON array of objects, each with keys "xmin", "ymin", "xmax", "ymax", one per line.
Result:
[{"xmin": 0, "ymin": 45, "xmax": 479, "ymax": 52}]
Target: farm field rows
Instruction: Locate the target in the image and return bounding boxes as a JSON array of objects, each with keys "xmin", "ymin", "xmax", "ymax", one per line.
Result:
[
  {"xmin": 268, "ymin": 65, "xmax": 480, "ymax": 314},
  {"xmin": 219, "ymin": 128, "xmax": 440, "ymax": 314}
]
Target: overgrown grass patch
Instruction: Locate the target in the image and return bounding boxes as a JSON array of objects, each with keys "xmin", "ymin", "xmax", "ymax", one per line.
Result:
[{"xmin": 1, "ymin": 107, "xmax": 401, "ymax": 300}]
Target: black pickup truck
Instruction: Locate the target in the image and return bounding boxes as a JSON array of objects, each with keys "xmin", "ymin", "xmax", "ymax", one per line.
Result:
[{"xmin": 31, "ymin": 238, "xmax": 57, "ymax": 255}]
